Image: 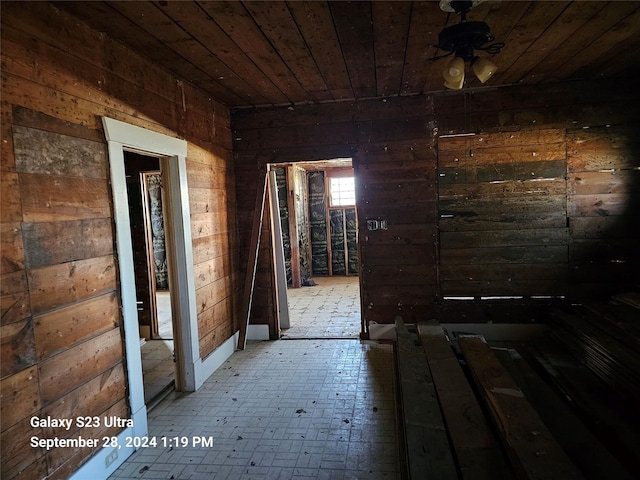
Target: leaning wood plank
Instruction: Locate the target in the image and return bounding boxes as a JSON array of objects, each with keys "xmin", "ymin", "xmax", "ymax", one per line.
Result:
[
  {"xmin": 395, "ymin": 317, "xmax": 457, "ymax": 480},
  {"xmin": 495, "ymin": 348, "xmax": 634, "ymax": 480},
  {"xmin": 237, "ymin": 171, "xmax": 268, "ymax": 350},
  {"xmin": 457, "ymin": 336, "xmax": 583, "ymax": 480},
  {"xmin": 418, "ymin": 323, "xmax": 514, "ymax": 480}
]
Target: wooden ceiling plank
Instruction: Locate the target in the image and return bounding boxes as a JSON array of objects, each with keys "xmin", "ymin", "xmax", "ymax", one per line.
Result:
[
  {"xmin": 108, "ymin": 1, "xmax": 265, "ymax": 106},
  {"xmin": 199, "ymin": 0, "xmax": 308, "ymax": 105},
  {"xmin": 158, "ymin": 0, "xmax": 289, "ymax": 106},
  {"xmin": 551, "ymin": 4, "xmax": 640, "ymax": 81},
  {"xmin": 39, "ymin": 0, "xmax": 640, "ymax": 108},
  {"xmin": 242, "ymin": 1, "xmax": 332, "ymax": 103},
  {"xmin": 329, "ymin": 1, "xmax": 377, "ymax": 99},
  {"xmin": 535, "ymin": 1, "xmax": 639, "ymax": 82},
  {"xmin": 480, "ymin": 0, "xmax": 533, "ymax": 47},
  {"xmin": 286, "ymin": 1, "xmax": 353, "ymax": 101},
  {"xmin": 66, "ymin": 1, "xmax": 245, "ymax": 106},
  {"xmin": 590, "ymin": 35, "xmax": 640, "ymax": 78},
  {"xmin": 401, "ymin": 1, "xmax": 447, "ymax": 95},
  {"xmin": 481, "ymin": 1, "xmax": 569, "ymax": 88},
  {"xmin": 372, "ymin": 1, "xmax": 413, "ymax": 97},
  {"xmin": 53, "ymin": 2, "xmax": 210, "ymax": 85},
  {"xmin": 502, "ymin": 1, "xmax": 606, "ymax": 85}
]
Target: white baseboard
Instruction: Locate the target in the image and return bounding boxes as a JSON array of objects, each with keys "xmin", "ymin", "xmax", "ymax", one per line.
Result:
[
  {"xmin": 71, "ymin": 332, "xmax": 240, "ymax": 480},
  {"xmin": 198, "ymin": 331, "xmax": 239, "ymax": 384},
  {"xmin": 247, "ymin": 324, "xmax": 270, "ymax": 340}
]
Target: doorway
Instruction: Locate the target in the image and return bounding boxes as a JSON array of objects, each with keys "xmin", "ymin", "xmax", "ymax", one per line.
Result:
[
  {"xmin": 103, "ymin": 116, "xmax": 206, "ymax": 449},
  {"xmin": 124, "ymin": 152, "xmax": 176, "ymax": 406},
  {"xmin": 269, "ymin": 159, "xmax": 363, "ymax": 339}
]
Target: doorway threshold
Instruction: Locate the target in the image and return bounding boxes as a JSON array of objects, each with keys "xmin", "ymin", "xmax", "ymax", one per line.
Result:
[{"xmin": 145, "ymin": 380, "xmax": 175, "ymax": 411}]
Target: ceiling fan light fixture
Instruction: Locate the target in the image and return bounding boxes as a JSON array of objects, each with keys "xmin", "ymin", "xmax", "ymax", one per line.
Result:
[
  {"xmin": 472, "ymin": 57, "xmax": 498, "ymax": 83},
  {"xmin": 444, "ymin": 75, "xmax": 465, "ymax": 90},
  {"xmin": 430, "ymin": 0, "xmax": 504, "ymax": 89},
  {"xmin": 443, "ymin": 56, "xmax": 465, "ymax": 82}
]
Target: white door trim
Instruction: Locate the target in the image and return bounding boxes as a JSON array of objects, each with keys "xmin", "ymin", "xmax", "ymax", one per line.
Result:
[{"xmin": 102, "ymin": 117, "xmax": 200, "ymax": 402}]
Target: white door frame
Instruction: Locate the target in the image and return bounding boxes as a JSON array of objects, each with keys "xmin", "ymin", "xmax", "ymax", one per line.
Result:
[
  {"xmin": 72, "ymin": 118, "xmax": 238, "ymax": 480},
  {"xmin": 103, "ymin": 117, "xmax": 200, "ymax": 412}
]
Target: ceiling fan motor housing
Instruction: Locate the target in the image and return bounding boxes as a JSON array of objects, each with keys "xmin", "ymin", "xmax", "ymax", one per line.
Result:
[{"xmin": 437, "ymin": 21, "xmax": 495, "ymax": 60}]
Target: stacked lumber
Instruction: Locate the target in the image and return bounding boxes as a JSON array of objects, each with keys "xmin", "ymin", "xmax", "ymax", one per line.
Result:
[
  {"xmin": 525, "ymin": 335, "xmax": 640, "ymax": 477},
  {"xmin": 395, "ymin": 318, "xmax": 589, "ymax": 479},
  {"xmin": 418, "ymin": 325, "xmax": 513, "ymax": 480},
  {"xmin": 456, "ymin": 335, "xmax": 583, "ymax": 480},
  {"xmin": 394, "ymin": 318, "xmax": 458, "ymax": 480},
  {"xmin": 547, "ymin": 294, "xmax": 640, "ymax": 406}
]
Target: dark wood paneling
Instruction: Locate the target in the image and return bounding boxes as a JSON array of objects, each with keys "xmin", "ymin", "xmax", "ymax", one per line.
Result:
[
  {"xmin": 13, "ymin": 125, "xmax": 108, "ymax": 178},
  {"xmin": 1, "ymin": 172, "xmax": 22, "ymax": 222},
  {"xmin": 19, "ymin": 173, "xmax": 112, "ymax": 223},
  {"xmin": 38, "ymin": 328, "xmax": 123, "ymax": 405},
  {"xmin": 34, "ymin": 292, "xmax": 120, "ymax": 360},
  {"xmin": 566, "ymin": 122, "xmax": 640, "ymax": 298},
  {"xmin": 28, "ymin": 255, "xmax": 117, "ymax": 315},
  {"xmin": 22, "ymin": 219, "xmax": 114, "ymax": 269},
  {"xmin": 233, "ymin": 76, "xmax": 640, "ymax": 331},
  {"xmin": 0, "ymin": 366, "xmax": 40, "ymax": 430},
  {"xmin": 0, "ymin": 270, "xmax": 31, "ymax": 325},
  {"xmin": 0, "ymin": 222, "xmax": 24, "ymax": 274},
  {"xmin": 1, "ymin": 318, "xmax": 36, "ymax": 378},
  {"xmin": 438, "ymin": 129, "xmax": 568, "ymax": 298},
  {"xmin": 1, "ymin": 3, "xmax": 238, "ymax": 477}
]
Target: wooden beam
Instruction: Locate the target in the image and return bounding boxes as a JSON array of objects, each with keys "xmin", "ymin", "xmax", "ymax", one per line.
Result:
[
  {"xmin": 395, "ymin": 317, "xmax": 457, "ymax": 480},
  {"xmin": 286, "ymin": 165, "xmax": 301, "ymax": 288},
  {"xmin": 418, "ymin": 323, "xmax": 514, "ymax": 480},
  {"xmin": 268, "ymin": 170, "xmax": 290, "ymax": 330},
  {"xmin": 457, "ymin": 335, "xmax": 583, "ymax": 480},
  {"xmin": 237, "ymin": 170, "xmax": 268, "ymax": 350}
]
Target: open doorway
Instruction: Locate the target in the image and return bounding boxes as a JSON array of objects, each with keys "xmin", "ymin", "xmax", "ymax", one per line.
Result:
[
  {"xmin": 269, "ymin": 159, "xmax": 362, "ymax": 339},
  {"xmin": 124, "ymin": 151, "xmax": 175, "ymax": 407}
]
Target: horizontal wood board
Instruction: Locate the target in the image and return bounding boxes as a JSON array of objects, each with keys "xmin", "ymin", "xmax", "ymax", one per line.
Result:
[{"xmin": 438, "ymin": 129, "xmax": 569, "ymax": 298}]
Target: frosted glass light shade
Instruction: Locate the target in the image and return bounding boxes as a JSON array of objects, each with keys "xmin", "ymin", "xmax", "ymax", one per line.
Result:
[
  {"xmin": 473, "ymin": 57, "xmax": 498, "ymax": 83},
  {"xmin": 443, "ymin": 56, "xmax": 465, "ymax": 82},
  {"xmin": 444, "ymin": 75, "xmax": 464, "ymax": 90},
  {"xmin": 443, "ymin": 56, "xmax": 465, "ymax": 89}
]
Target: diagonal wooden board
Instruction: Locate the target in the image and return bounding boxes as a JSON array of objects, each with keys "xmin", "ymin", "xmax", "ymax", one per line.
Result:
[
  {"xmin": 395, "ymin": 317, "xmax": 457, "ymax": 479},
  {"xmin": 418, "ymin": 323, "xmax": 514, "ymax": 480},
  {"xmin": 237, "ymin": 171, "xmax": 268, "ymax": 350},
  {"xmin": 457, "ymin": 335, "xmax": 583, "ymax": 480}
]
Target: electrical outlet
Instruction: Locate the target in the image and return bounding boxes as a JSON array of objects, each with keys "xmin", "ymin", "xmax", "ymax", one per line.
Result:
[{"xmin": 105, "ymin": 448, "xmax": 118, "ymax": 468}]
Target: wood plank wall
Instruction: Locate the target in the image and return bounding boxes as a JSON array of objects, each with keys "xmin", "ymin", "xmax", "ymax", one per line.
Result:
[
  {"xmin": 233, "ymin": 96, "xmax": 439, "ymax": 327},
  {"xmin": 438, "ymin": 129, "xmax": 569, "ymax": 298},
  {"xmin": 0, "ymin": 3, "xmax": 237, "ymax": 478},
  {"xmin": 232, "ymin": 78, "xmax": 640, "ymax": 332}
]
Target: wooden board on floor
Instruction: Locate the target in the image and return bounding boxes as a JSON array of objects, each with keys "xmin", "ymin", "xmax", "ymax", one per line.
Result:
[
  {"xmin": 494, "ymin": 347, "xmax": 634, "ymax": 480},
  {"xmin": 395, "ymin": 317, "xmax": 457, "ymax": 480},
  {"xmin": 524, "ymin": 337, "xmax": 640, "ymax": 477},
  {"xmin": 418, "ymin": 323, "xmax": 514, "ymax": 480},
  {"xmin": 457, "ymin": 335, "xmax": 583, "ymax": 480}
]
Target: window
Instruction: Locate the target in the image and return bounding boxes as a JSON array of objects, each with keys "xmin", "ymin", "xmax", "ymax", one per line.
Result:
[{"xmin": 330, "ymin": 176, "xmax": 355, "ymax": 206}]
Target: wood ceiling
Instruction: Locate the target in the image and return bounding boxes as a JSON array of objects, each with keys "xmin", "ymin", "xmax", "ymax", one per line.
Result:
[{"xmin": 55, "ymin": 1, "xmax": 640, "ymax": 110}]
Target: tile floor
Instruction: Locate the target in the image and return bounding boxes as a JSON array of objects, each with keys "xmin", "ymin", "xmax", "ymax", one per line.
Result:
[
  {"xmin": 110, "ymin": 276, "xmax": 398, "ymax": 479},
  {"xmin": 109, "ymin": 340, "xmax": 398, "ymax": 480},
  {"xmin": 141, "ymin": 291, "xmax": 176, "ymax": 404},
  {"xmin": 282, "ymin": 276, "xmax": 361, "ymax": 339}
]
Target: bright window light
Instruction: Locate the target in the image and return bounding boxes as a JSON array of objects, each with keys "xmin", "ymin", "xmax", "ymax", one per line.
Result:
[{"xmin": 330, "ymin": 177, "xmax": 355, "ymax": 206}]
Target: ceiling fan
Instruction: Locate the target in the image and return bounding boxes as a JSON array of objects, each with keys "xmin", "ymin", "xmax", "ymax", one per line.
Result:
[{"xmin": 431, "ymin": 0, "xmax": 505, "ymax": 89}]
